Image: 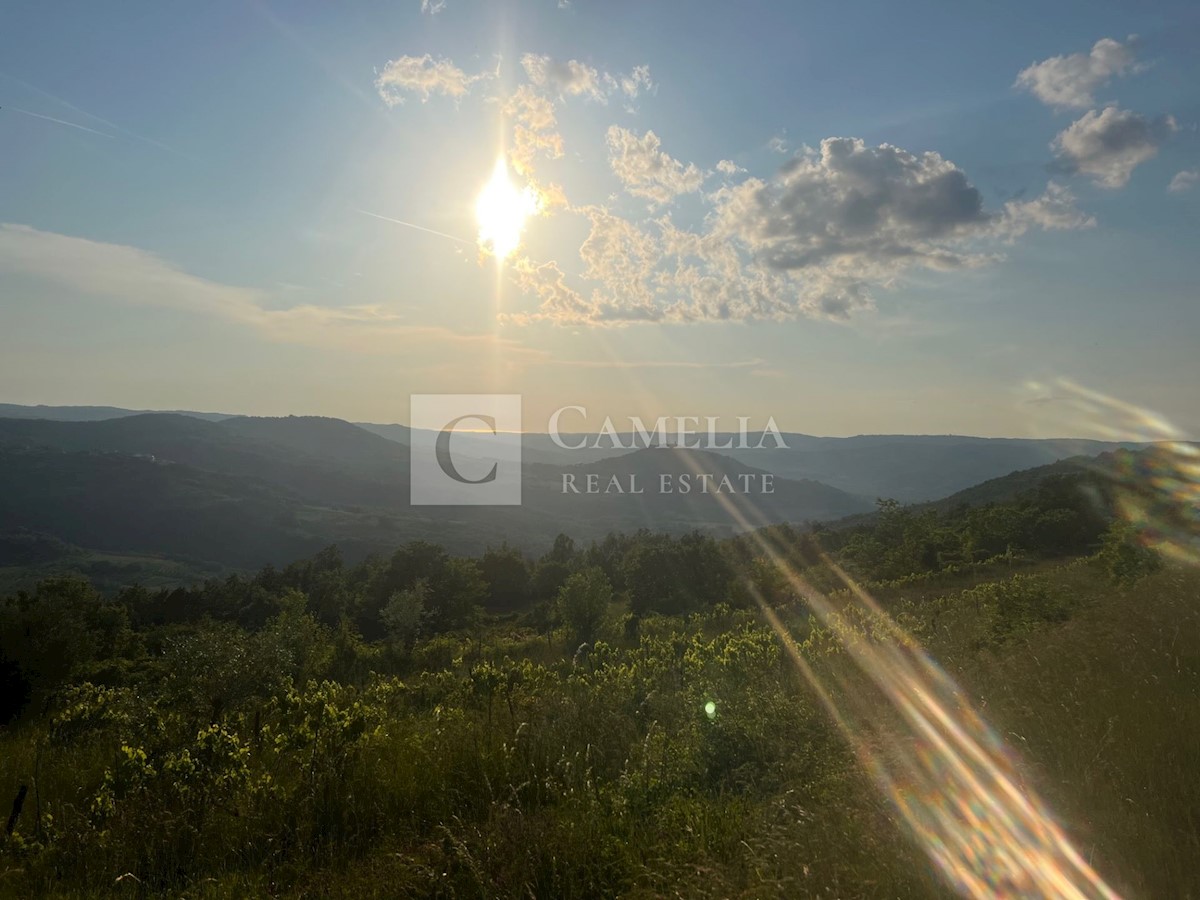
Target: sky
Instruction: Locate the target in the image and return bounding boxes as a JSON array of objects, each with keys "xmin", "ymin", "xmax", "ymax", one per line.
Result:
[{"xmin": 1, "ymin": 0, "xmax": 1198, "ymax": 438}]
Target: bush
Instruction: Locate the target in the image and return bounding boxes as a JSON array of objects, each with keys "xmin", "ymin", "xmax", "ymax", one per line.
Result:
[{"xmin": 1098, "ymin": 520, "xmax": 1162, "ymax": 585}]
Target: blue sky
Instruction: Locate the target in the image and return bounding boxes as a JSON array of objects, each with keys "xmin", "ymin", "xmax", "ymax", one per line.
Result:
[{"xmin": 1, "ymin": 0, "xmax": 1198, "ymax": 436}]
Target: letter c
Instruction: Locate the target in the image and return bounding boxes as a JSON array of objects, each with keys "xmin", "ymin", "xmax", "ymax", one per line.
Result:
[{"xmin": 436, "ymin": 414, "xmax": 497, "ymax": 484}]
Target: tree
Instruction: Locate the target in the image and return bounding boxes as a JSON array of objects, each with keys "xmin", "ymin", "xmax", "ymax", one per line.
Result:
[
  {"xmin": 621, "ymin": 537, "xmax": 697, "ymax": 616},
  {"xmin": 424, "ymin": 558, "xmax": 487, "ymax": 634},
  {"xmin": 531, "ymin": 559, "xmax": 572, "ymax": 603},
  {"xmin": 360, "ymin": 542, "xmax": 449, "ymax": 639},
  {"xmin": 479, "ymin": 544, "xmax": 531, "ymax": 611},
  {"xmin": 381, "ymin": 580, "xmax": 428, "ymax": 651},
  {"xmin": 557, "ymin": 567, "xmax": 612, "ymax": 646},
  {"xmin": 546, "ymin": 533, "xmax": 577, "ymax": 566}
]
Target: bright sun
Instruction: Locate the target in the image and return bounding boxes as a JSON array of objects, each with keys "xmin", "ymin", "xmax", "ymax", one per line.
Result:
[{"xmin": 475, "ymin": 157, "xmax": 537, "ymax": 261}]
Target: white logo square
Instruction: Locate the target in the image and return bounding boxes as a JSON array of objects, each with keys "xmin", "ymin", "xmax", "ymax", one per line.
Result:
[{"xmin": 409, "ymin": 394, "xmax": 522, "ymax": 506}]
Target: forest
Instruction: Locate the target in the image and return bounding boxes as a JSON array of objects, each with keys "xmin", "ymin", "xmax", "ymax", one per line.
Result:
[{"xmin": 1, "ymin": 470, "xmax": 1196, "ymax": 898}]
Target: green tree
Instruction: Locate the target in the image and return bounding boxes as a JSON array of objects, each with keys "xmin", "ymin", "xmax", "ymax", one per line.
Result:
[
  {"xmin": 557, "ymin": 567, "xmax": 612, "ymax": 646},
  {"xmin": 1098, "ymin": 520, "xmax": 1162, "ymax": 585},
  {"xmin": 381, "ymin": 580, "xmax": 428, "ymax": 651},
  {"xmin": 424, "ymin": 557, "xmax": 487, "ymax": 634},
  {"xmin": 478, "ymin": 544, "xmax": 531, "ymax": 611}
]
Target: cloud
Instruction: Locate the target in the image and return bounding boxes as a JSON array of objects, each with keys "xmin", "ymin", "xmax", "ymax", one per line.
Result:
[
  {"xmin": 519, "ymin": 54, "xmax": 652, "ymax": 107},
  {"xmin": 507, "ymin": 256, "xmax": 601, "ymax": 323},
  {"xmin": 1015, "ymin": 36, "xmax": 1141, "ymax": 110},
  {"xmin": 505, "ymin": 84, "xmax": 565, "ymax": 177},
  {"xmin": 605, "ymin": 126, "xmax": 705, "ymax": 204},
  {"xmin": 724, "ymin": 138, "xmax": 993, "ymax": 271},
  {"xmin": 1168, "ymin": 169, "xmax": 1198, "ymax": 193},
  {"xmin": 0, "ymin": 224, "xmax": 537, "ymax": 357},
  {"xmin": 375, "ymin": 55, "xmax": 485, "ymax": 105},
  {"xmin": 506, "ymin": 138, "xmax": 1092, "ymax": 326},
  {"xmin": 620, "ymin": 65, "xmax": 655, "ymax": 99},
  {"xmin": 767, "ymin": 135, "xmax": 788, "ymax": 154},
  {"xmin": 365, "ymin": 51, "xmax": 1097, "ymax": 329},
  {"xmin": 521, "ymin": 54, "xmax": 614, "ymax": 103},
  {"xmin": 1052, "ymin": 106, "xmax": 1176, "ymax": 188},
  {"xmin": 419, "ymin": 0, "xmax": 446, "ymax": 14},
  {"xmin": 997, "ymin": 181, "xmax": 1095, "ymax": 237}
]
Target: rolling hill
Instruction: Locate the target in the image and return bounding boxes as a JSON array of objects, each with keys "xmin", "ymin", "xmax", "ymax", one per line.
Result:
[
  {"xmin": 0, "ymin": 416, "xmax": 877, "ymax": 579},
  {"xmin": 0, "ymin": 405, "xmax": 1144, "ymax": 502}
]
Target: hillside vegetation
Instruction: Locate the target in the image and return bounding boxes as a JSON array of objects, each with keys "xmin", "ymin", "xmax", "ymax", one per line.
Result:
[{"xmin": 1, "ymin": 468, "xmax": 1195, "ymax": 897}]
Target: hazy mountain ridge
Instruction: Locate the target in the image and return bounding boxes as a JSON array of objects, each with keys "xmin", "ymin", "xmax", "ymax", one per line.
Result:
[
  {"xmin": 0, "ymin": 405, "xmax": 1146, "ymax": 580},
  {"xmin": 0, "ymin": 415, "xmax": 872, "ymax": 572},
  {"xmin": 520, "ymin": 446, "xmax": 873, "ymax": 528},
  {"xmin": 0, "ymin": 403, "xmax": 231, "ymax": 423},
  {"xmin": 0, "ymin": 404, "xmax": 1143, "ymax": 502}
]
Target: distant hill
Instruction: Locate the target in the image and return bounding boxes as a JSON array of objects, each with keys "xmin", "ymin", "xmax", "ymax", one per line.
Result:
[
  {"xmin": 817, "ymin": 445, "xmax": 1185, "ymax": 535},
  {"xmin": 0, "ymin": 404, "xmax": 1155, "ymax": 586},
  {"xmin": 362, "ymin": 426, "xmax": 1141, "ymax": 501},
  {"xmin": 219, "ymin": 415, "xmax": 411, "ymax": 478},
  {"xmin": 0, "ymin": 414, "xmax": 411, "ymax": 509},
  {"xmin": 2, "ymin": 404, "xmax": 1143, "ymax": 503},
  {"xmin": 714, "ymin": 435, "xmax": 1144, "ymax": 502},
  {"xmin": 358, "ymin": 423, "xmax": 631, "ymax": 467},
  {"xmin": 0, "ymin": 416, "xmax": 875, "ymax": 577},
  {"xmin": 0, "ymin": 403, "xmax": 230, "ymax": 422},
  {"xmin": 521, "ymin": 447, "xmax": 871, "ymax": 528},
  {"xmin": 920, "ymin": 454, "xmax": 1097, "ymax": 512},
  {"xmin": 0, "ymin": 445, "xmax": 325, "ymax": 569}
]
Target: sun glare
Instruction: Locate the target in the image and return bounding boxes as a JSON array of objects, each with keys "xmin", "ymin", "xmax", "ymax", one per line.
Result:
[{"xmin": 475, "ymin": 157, "xmax": 537, "ymax": 261}]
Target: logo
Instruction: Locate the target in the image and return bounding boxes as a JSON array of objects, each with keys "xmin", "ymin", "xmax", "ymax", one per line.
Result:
[{"xmin": 410, "ymin": 394, "xmax": 522, "ymax": 506}]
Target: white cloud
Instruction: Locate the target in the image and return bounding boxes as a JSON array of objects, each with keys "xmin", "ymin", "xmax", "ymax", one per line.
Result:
[
  {"xmin": 1168, "ymin": 169, "xmax": 1198, "ymax": 193},
  {"xmin": 767, "ymin": 135, "xmax": 788, "ymax": 154},
  {"xmin": 365, "ymin": 51, "xmax": 1098, "ymax": 329},
  {"xmin": 998, "ymin": 181, "xmax": 1095, "ymax": 237},
  {"xmin": 505, "ymin": 85, "xmax": 565, "ymax": 177},
  {"xmin": 375, "ymin": 55, "xmax": 484, "ymax": 105},
  {"xmin": 521, "ymin": 54, "xmax": 614, "ymax": 103},
  {"xmin": 605, "ymin": 126, "xmax": 705, "ymax": 205},
  {"xmin": 0, "ymin": 224, "xmax": 537, "ymax": 356},
  {"xmin": 1015, "ymin": 36, "xmax": 1141, "ymax": 110},
  {"xmin": 505, "ymin": 138, "xmax": 1093, "ymax": 326},
  {"xmin": 519, "ymin": 54, "xmax": 652, "ymax": 107},
  {"xmin": 420, "ymin": 0, "xmax": 446, "ymax": 14},
  {"xmin": 508, "ymin": 256, "xmax": 600, "ymax": 323},
  {"xmin": 620, "ymin": 65, "xmax": 655, "ymax": 99},
  {"xmin": 1052, "ymin": 106, "xmax": 1176, "ymax": 188}
]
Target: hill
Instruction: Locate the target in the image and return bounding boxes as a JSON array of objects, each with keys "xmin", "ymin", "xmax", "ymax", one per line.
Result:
[
  {"xmin": 522, "ymin": 446, "xmax": 871, "ymax": 527},
  {"xmin": 1, "ymin": 405, "xmax": 1142, "ymax": 502},
  {"xmin": 0, "ymin": 403, "xmax": 230, "ymax": 422},
  {"xmin": 0, "ymin": 418, "xmax": 876, "ymax": 578},
  {"xmin": 715, "ymin": 435, "xmax": 1144, "ymax": 502}
]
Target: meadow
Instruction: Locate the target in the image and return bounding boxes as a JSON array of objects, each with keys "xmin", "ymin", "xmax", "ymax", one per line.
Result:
[{"xmin": 1, "ymin": 481, "xmax": 1196, "ymax": 898}]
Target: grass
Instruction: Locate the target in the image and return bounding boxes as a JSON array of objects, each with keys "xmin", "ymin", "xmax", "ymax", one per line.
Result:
[{"xmin": 2, "ymin": 558, "xmax": 1197, "ymax": 897}]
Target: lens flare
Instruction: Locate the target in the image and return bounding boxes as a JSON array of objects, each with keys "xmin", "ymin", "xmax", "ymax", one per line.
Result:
[
  {"xmin": 662, "ymin": 446, "xmax": 1125, "ymax": 899},
  {"xmin": 475, "ymin": 156, "xmax": 538, "ymax": 261},
  {"xmin": 1024, "ymin": 378, "xmax": 1200, "ymax": 565}
]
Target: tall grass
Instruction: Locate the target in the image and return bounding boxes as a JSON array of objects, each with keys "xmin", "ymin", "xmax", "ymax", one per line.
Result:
[{"xmin": 2, "ymin": 560, "xmax": 1197, "ymax": 897}]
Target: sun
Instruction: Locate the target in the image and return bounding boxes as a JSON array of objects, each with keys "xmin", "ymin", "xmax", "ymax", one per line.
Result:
[{"xmin": 475, "ymin": 157, "xmax": 538, "ymax": 261}]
